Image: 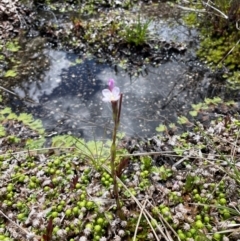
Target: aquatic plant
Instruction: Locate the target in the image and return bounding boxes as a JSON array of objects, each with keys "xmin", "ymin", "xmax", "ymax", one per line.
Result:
[
  {"xmin": 102, "ymin": 79, "xmax": 123, "ymax": 217},
  {"xmin": 121, "ymin": 14, "xmax": 151, "ymax": 46}
]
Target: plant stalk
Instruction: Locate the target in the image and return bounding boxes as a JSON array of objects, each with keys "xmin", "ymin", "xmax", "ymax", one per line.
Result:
[{"xmin": 110, "ymin": 95, "xmax": 123, "ymax": 218}]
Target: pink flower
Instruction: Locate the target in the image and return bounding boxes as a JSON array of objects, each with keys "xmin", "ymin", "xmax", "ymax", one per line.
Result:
[
  {"xmin": 102, "ymin": 79, "xmax": 120, "ymax": 102},
  {"xmin": 108, "ymin": 79, "xmax": 114, "ymax": 91}
]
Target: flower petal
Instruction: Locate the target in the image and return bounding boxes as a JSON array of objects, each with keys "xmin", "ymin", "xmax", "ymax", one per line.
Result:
[
  {"xmin": 108, "ymin": 79, "xmax": 115, "ymax": 91},
  {"xmin": 112, "ymin": 87, "xmax": 120, "ymax": 96},
  {"xmin": 102, "ymin": 89, "xmax": 112, "ymax": 98},
  {"xmin": 102, "ymin": 89, "xmax": 112, "ymax": 102},
  {"xmin": 102, "ymin": 87, "xmax": 120, "ymax": 102},
  {"xmin": 102, "ymin": 97, "xmax": 110, "ymax": 102},
  {"xmin": 112, "ymin": 95, "xmax": 120, "ymax": 101},
  {"xmin": 111, "ymin": 87, "xmax": 120, "ymax": 101}
]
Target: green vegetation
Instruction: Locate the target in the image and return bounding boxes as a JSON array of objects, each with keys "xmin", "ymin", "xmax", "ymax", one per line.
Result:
[
  {"xmin": 1, "ymin": 0, "xmax": 240, "ymax": 239},
  {"xmin": 0, "ymin": 107, "xmax": 45, "ymax": 134},
  {"xmin": 0, "ymin": 39, "xmax": 21, "ymax": 79},
  {"xmin": 74, "ymin": 11, "xmax": 152, "ymax": 47},
  {"xmin": 121, "ymin": 14, "xmax": 151, "ymax": 46},
  {"xmin": 31, "ymin": 0, "xmax": 136, "ymax": 14},
  {"xmin": 183, "ymin": 0, "xmax": 240, "ymax": 88},
  {"xmin": 0, "ymin": 97, "xmax": 239, "ymax": 240}
]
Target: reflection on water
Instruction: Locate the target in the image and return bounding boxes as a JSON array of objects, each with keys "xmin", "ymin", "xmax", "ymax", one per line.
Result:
[
  {"xmin": 9, "ymin": 48, "xmax": 217, "ymax": 140},
  {"xmin": 2, "ymin": 4, "xmax": 238, "ymax": 140},
  {"xmin": 149, "ymin": 19, "xmax": 198, "ymax": 44},
  {"xmin": 14, "ymin": 50, "xmax": 72, "ymax": 103}
]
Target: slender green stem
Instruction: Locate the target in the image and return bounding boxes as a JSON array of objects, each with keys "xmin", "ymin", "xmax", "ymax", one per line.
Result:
[
  {"xmin": 117, "ymin": 94, "xmax": 123, "ymax": 124},
  {"xmin": 110, "ymin": 99, "xmax": 122, "ymax": 217}
]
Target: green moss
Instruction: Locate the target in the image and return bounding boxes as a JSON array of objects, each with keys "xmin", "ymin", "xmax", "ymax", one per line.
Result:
[
  {"xmin": 227, "ymin": 71, "xmax": 240, "ymax": 89},
  {"xmin": 183, "ymin": 0, "xmax": 240, "ymax": 88}
]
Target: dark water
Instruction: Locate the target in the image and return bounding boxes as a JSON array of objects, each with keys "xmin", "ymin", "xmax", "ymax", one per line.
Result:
[
  {"xmin": 2, "ymin": 13, "xmax": 238, "ymax": 140},
  {"xmin": 4, "ymin": 47, "xmax": 225, "ymax": 140}
]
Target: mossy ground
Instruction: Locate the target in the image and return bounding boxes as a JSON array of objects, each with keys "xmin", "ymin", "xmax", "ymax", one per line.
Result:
[
  {"xmin": 0, "ymin": 98, "xmax": 240, "ymax": 241},
  {"xmin": 1, "ymin": 1, "xmax": 240, "ymax": 240},
  {"xmin": 182, "ymin": 0, "xmax": 240, "ymax": 89}
]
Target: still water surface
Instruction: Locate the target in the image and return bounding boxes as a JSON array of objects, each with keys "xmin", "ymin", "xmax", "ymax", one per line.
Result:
[
  {"xmin": 8, "ymin": 47, "xmax": 214, "ymax": 140},
  {"xmin": 5, "ymin": 12, "xmax": 232, "ymax": 140}
]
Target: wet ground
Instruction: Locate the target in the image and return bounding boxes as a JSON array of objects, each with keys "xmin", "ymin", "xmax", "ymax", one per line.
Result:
[
  {"xmin": 1, "ymin": 1, "xmax": 239, "ymax": 140},
  {"xmin": 5, "ymin": 50, "xmax": 237, "ymax": 140}
]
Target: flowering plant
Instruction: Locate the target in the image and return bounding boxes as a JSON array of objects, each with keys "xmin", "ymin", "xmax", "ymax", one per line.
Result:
[
  {"xmin": 102, "ymin": 79, "xmax": 120, "ymax": 102},
  {"xmin": 102, "ymin": 79, "xmax": 123, "ymax": 217},
  {"xmin": 102, "ymin": 79, "xmax": 122, "ymax": 126}
]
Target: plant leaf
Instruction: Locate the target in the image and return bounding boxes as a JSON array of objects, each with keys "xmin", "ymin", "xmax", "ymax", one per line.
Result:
[
  {"xmin": 0, "ymin": 125, "xmax": 6, "ymax": 137},
  {"xmin": 4, "ymin": 69, "xmax": 17, "ymax": 77},
  {"xmin": 189, "ymin": 110, "xmax": 198, "ymax": 117},
  {"xmin": 116, "ymin": 158, "xmax": 130, "ymax": 178},
  {"xmin": 6, "ymin": 41, "xmax": 20, "ymax": 52},
  {"xmin": 177, "ymin": 116, "xmax": 189, "ymax": 125},
  {"xmin": 0, "ymin": 107, "xmax": 12, "ymax": 115},
  {"xmin": 156, "ymin": 124, "xmax": 167, "ymax": 132},
  {"xmin": 25, "ymin": 138, "xmax": 46, "ymax": 149},
  {"xmin": 6, "ymin": 113, "xmax": 18, "ymax": 119}
]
